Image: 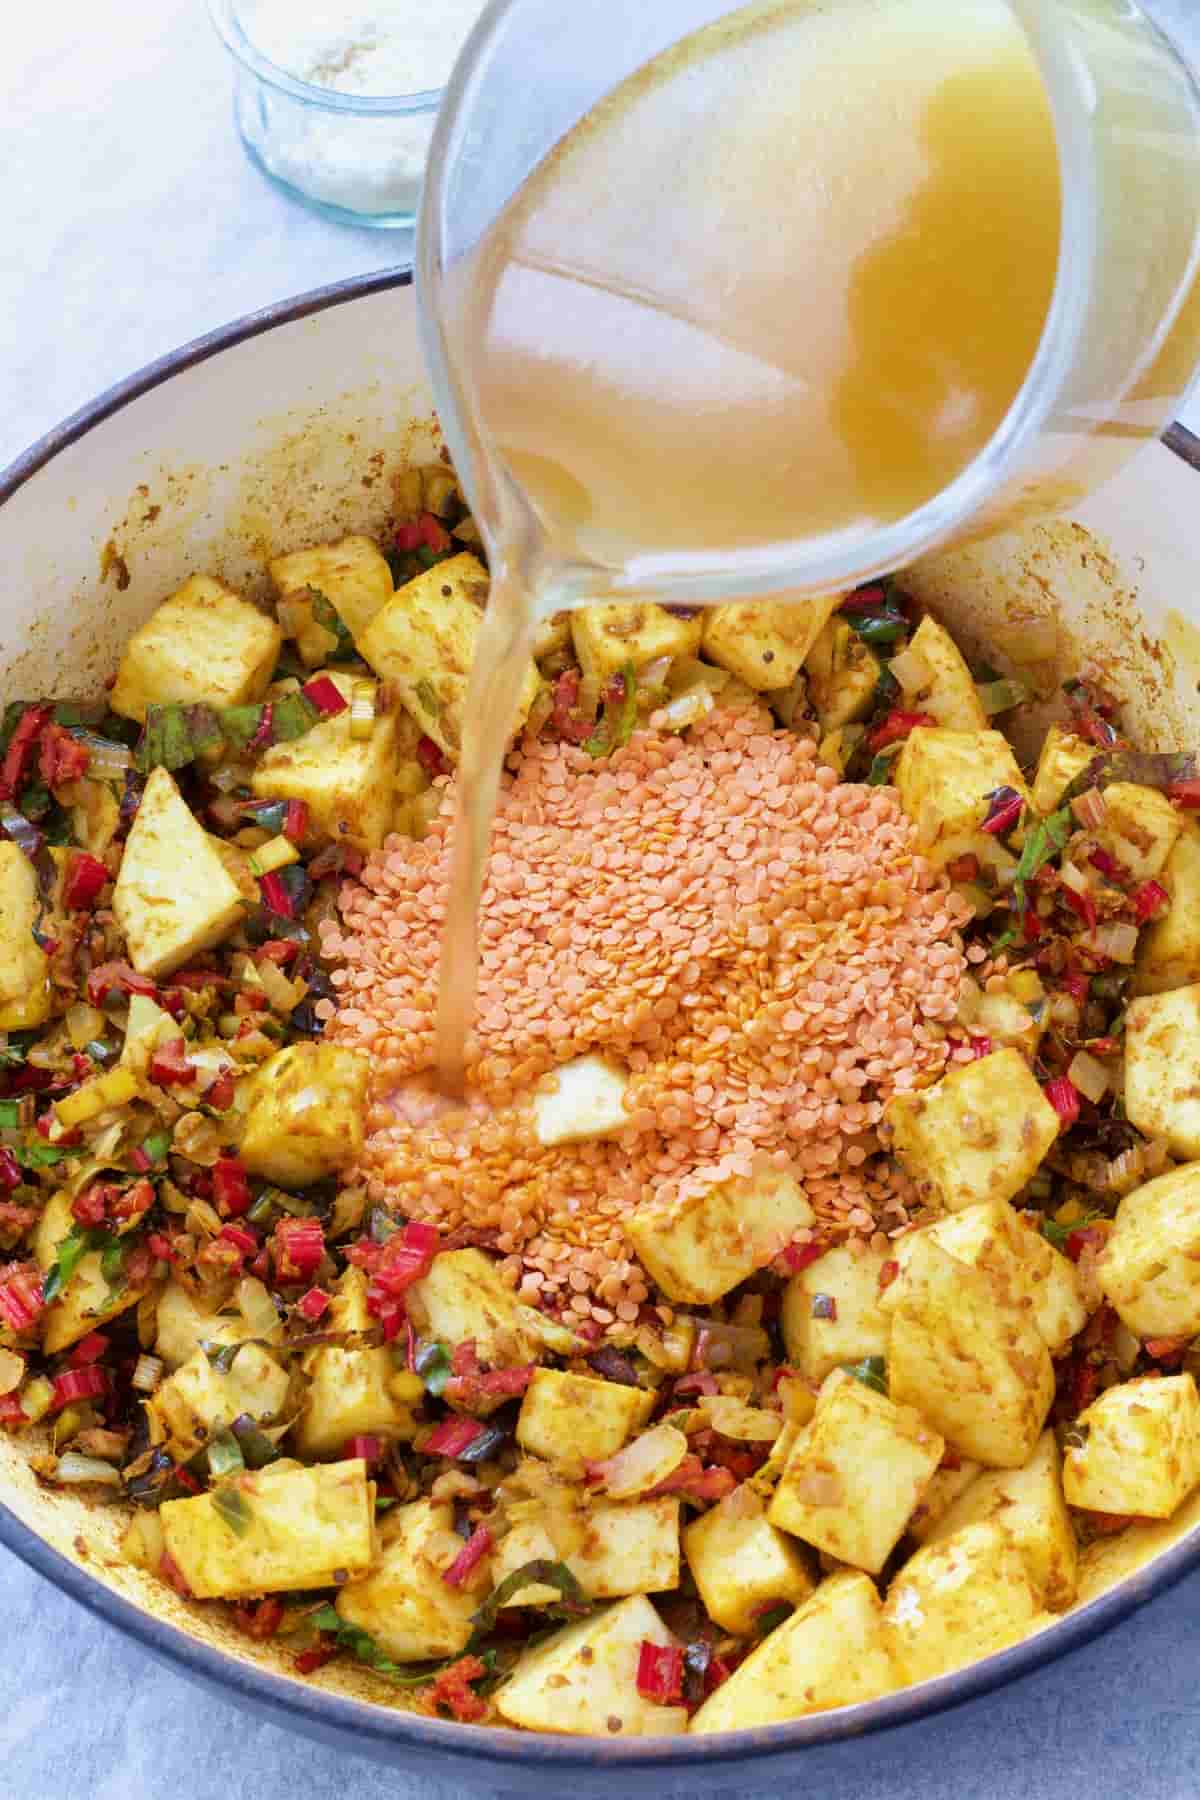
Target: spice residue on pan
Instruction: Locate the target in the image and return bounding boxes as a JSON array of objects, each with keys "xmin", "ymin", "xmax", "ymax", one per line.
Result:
[{"xmin": 321, "ymin": 703, "xmax": 969, "ymax": 1325}]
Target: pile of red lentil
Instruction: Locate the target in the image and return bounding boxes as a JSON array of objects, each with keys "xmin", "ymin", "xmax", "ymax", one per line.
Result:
[{"xmin": 320, "ymin": 704, "xmax": 969, "ymax": 1326}]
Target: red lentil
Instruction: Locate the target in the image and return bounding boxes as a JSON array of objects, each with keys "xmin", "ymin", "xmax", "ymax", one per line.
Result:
[{"xmin": 323, "ymin": 707, "xmax": 968, "ymax": 1322}]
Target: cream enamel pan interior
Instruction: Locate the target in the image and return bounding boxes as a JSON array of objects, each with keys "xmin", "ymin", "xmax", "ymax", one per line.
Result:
[{"xmin": 3, "ymin": 269, "xmax": 1200, "ymax": 1785}]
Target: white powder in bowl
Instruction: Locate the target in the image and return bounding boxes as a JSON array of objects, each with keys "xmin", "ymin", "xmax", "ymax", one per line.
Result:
[{"xmin": 234, "ymin": 0, "xmax": 486, "ymax": 219}]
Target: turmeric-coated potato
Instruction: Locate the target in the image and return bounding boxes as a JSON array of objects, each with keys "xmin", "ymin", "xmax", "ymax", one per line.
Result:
[
  {"xmin": 111, "ymin": 576, "xmax": 280, "ymax": 723},
  {"xmin": 239, "ymin": 1042, "xmax": 369, "ymax": 1187}
]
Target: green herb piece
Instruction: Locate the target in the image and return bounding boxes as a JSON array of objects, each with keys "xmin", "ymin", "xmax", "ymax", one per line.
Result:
[
  {"xmin": 872, "ymin": 666, "xmax": 900, "ymax": 714},
  {"xmin": 1041, "ymin": 1212, "xmax": 1101, "ymax": 1253},
  {"xmin": 471, "ymin": 1560, "xmax": 588, "ymax": 1633},
  {"xmin": 135, "ymin": 702, "xmax": 224, "ymax": 773},
  {"xmin": 272, "ymin": 692, "xmax": 322, "ymax": 742},
  {"xmin": 100, "ymin": 1236, "xmax": 128, "ymax": 1289},
  {"xmin": 207, "ymin": 1431, "xmax": 246, "ymax": 1480},
  {"xmin": 976, "ymin": 677, "xmax": 1031, "ymax": 717},
  {"xmin": 42, "ymin": 1227, "xmax": 107, "ymax": 1303},
  {"xmin": 202, "ymin": 1341, "xmax": 242, "ymax": 1375},
  {"xmin": 414, "ymin": 1340, "xmax": 453, "ymax": 1399},
  {"xmin": 212, "ymin": 1486, "xmax": 253, "ymax": 1536},
  {"xmin": 756, "ymin": 1604, "xmax": 793, "ymax": 1638},
  {"xmin": 17, "ymin": 1142, "xmax": 72, "ymax": 1170},
  {"xmin": 247, "ymin": 1192, "xmax": 281, "ymax": 1229},
  {"xmin": 415, "ymin": 545, "xmax": 455, "ymax": 570},
  {"xmin": 990, "ymin": 927, "xmax": 1017, "ymax": 954},
  {"xmin": 230, "ymin": 1414, "xmax": 282, "ymax": 1469},
  {"xmin": 0, "ymin": 1100, "xmax": 19, "ymax": 1130},
  {"xmin": 840, "ymin": 1355, "xmax": 888, "ymax": 1395},
  {"xmin": 307, "ymin": 588, "xmax": 354, "ymax": 650},
  {"xmin": 141, "ymin": 1130, "xmax": 171, "ymax": 1164},
  {"xmin": 1012, "ymin": 806, "xmax": 1072, "ymax": 912},
  {"xmin": 866, "ymin": 752, "xmax": 898, "ymax": 786},
  {"xmin": 307, "ymin": 1604, "xmax": 458, "ymax": 1686},
  {"xmin": 219, "ymin": 704, "xmax": 267, "ymax": 753},
  {"xmin": 243, "ymin": 799, "xmax": 289, "ymax": 836},
  {"xmin": 585, "ymin": 665, "xmax": 638, "ymax": 758},
  {"xmin": 850, "ymin": 609, "xmax": 906, "ymax": 645},
  {"xmin": 19, "ymin": 782, "xmax": 51, "ymax": 821}
]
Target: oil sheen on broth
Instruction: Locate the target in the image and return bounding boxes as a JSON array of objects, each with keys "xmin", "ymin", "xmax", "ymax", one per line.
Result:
[{"xmin": 433, "ymin": 0, "xmax": 1061, "ymax": 1088}]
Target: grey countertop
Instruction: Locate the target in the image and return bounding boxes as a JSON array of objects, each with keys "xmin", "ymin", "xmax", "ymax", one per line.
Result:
[{"xmin": 5, "ymin": 3, "xmax": 1200, "ymax": 1796}]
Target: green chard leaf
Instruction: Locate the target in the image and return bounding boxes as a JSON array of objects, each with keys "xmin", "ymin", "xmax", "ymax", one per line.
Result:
[
  {"xmin": 212, "ymin": 1485, "xmax": 253, "ymax": 1536},
  {"xmin": 307, "ymin": 1604, "xmax": 502, "ymax": 1689},
  {"xmin": 840, "ymin": 1355, "xmax": 888, "ymax": 1395},
  {"xmin": 471, "ymin": 1559, "xmax": 588, "ymax": 1633},
  {"xmin": 41, "ymin": 1227, "xmax": 108, "ymax": 1303},
  {"xmin": 1012, "ymin": 806, "xmax": 1072, "ymax": 913},
  {"xmin": 271, "ymin": 692, "xmax": 322, "ymax": 743}
]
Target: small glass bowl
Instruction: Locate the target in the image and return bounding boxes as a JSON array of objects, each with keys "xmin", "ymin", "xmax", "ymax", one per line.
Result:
[{"xmin": 207, "ymin": 0, "xmax": 444, "ymax": 229}]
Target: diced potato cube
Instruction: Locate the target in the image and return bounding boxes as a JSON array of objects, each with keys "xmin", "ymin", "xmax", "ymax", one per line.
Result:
[
  {"xmin": 154, "ymin": 1280, "xmax": 252, "ymax": 1370},
  {"xmin": 112, "ymin": 767, "xmax": 257, "ymax": 978},
  {"xmin": 493, "ymin": 1497, "xmax": 680, "ymax": 1601},
  {"xmin": 907, "ymin": 1458, "xmax": 982, "ymax": 1544},
  {"xmin": 684, "ymin": 1490, "xmax": 814, "ymax": 1634},
  {"xmin": 768, "ymin": 1370, "xmax": 942, "ymax": 1573},
  {"xmin": 110, "ymin": 576, "xmax": 280, "ymax": 723},
  {"xmin": 33, "ymin": 1190, "xmax": 149, "ymax": 1355},
  {"xmin": 882, "ymin": 1521, "xmax": 1041, "ymax": 1683},
  {"xmin": 407, "ymin": 1248, "xmax": 545, "ymax": 1382},
  {"xmin": 239, "ymin": 1042, "xmax": 369, "ymax": 1187},
  {"xmin": 269, "ymin": 535, "xmax": 393, "ymax": 642},
  {"xmin": 359, "ymin": 553, "xmax": 539, "ymax": 759},
  {"xmin": 702, "ymin": 595, "xmax": 840, "ymax": 692},
  {"xmin": 883, "ymin": 1199, "xmax": 1085, "ymax": 1355},
  {"xmin": 922, "ymin": 1430, "xmax": 1076, "ymax": 1609},
  {"xmin": 802, "ymin": 618, "xmax": 880, "ymax": 733},
  {"xmin": 1124, "ymin": 986, "xmax": 1200, "ymax": 1159},
  {"xmin": 335, "ymin": 1498, "xmax": 484, "ymax": 1660},
  {"xmin": 1134, "ymin": 821, "xmax": 1200, "ymax": 996},
  {"xmin": 251, "ymin": 671, "xmax": 399, "ymax": 852},
  {"xmin": 1099, "ymin": 1162, "xmax": 1200, "ymax": 1338},
  {"xmin": 888, "ymin": 1237, "xmax": 1054, "ymax": 1468},
  {"xmin": 572, "ymin": 601, "xmax": 703, "ymax": 687},
  {"xmin": 516, "ymin": 1368, "xmax": 653, "ymax": 1469},
  {"xmin": 905, "ymin": 615, "xmax": 987, "ymax": 731},
  {"xmin": 894, "ymin": 727, "xmax": 1031, "ymax": 873},
  {"xmin": 884, "ymin": 1047, "xmax": 1059, "ymax": 1214},
  {"xmin": 689, "ymin": 1571, "xmax": 897, "ymax": 1731},
  {"xmin": 532, "ymin": 1055, "xmax": 630, "ymax": 1147},
  {"xmin": 780, "ymin": 1243, "xmax": 891, "ymax": 1385},
  {"xmin": 296, "ymin": 1268, "xmax": 420, "ymax": 1458},
  {"xmin": 1031, "ymin": 725, "xmax": 1095, "ymax": 814},
  {"xmin": 1062, "ymin": 1373, "xmax": 1200, "ymax": 1519},
  {"xmin": 1094, "ymin": 783, "xmax": 1182, "ymax": 886},
  {"xmin": 162, "ymin": 1459, "xmax": 373, "ymax": 1600},
  {"xmin": 147, "ymin": 1344, "xmax": 287, "ymax": 1459},
  {"xmin": 495, "ymin": 1595, "xmax": 689, "ymax": 1736},
  {"xmin": 626, "ymin": 1165, "xmax": 814, "ymax": 1305},
  {"xmin": 0, "ymin": 843, "xmax": 50, "ymax": 1031}
]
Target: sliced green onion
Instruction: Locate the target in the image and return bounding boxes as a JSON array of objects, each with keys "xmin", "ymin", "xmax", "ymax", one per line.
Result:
[
  {"xmin": 207, "ymin": 1431, "xmax": 246, "ymax": 1479},
  {"xmin": 54, "ymin": 1452, "xmax": 123, "ymax": 1487},
  {"xmin": 131, "ymin": 1354, "xmax": 163, "ymax": 1393},
  {"xmin": 976, "ymin": 677, "xmax": 1031, "ymax": 716}
]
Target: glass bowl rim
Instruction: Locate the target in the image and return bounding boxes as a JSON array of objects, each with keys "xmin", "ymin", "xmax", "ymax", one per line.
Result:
[{"xmin": 207, "ymin": 0, "xmax": 445, "ymax": 114}]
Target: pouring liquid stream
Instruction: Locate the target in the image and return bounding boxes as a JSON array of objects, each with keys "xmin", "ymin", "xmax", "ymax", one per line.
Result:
[{"xmin": 432, "ymin": 0, "xmax": 1062, "ymax": 1092}]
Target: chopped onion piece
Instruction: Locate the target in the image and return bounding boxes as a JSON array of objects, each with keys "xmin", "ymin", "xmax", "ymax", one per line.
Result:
[
  {"xmin": 0, "ymin": 1348, "xmax": 25, "ymax": 1395},
  {"xmin": 658, "ymin": 686, "xmax": 715, "ymax": 733},
  {"xmin": 889, "ymin": 647, "xmax": 933, "ymax": 695},
  {"xmin": 1057, "ymin": 859, "xmax": 1089, "ymax": 896},
  {"xmin": 66, "ymin": 1003, "xmax": 106, "ymax": 1052},
  {"xmin": 590, "ymin": 1422, "xmax": 688, "ymax": 1499},
  {"xmin": 237, "ymin": 1276, "xmax": 284, "ymax": 1341},
  {"xmin": 53, "ymin": 1452, "xmax": 123, "ymax": 1487},
  {"xmin": 1088, "ymin": 921, "xmax": 1139, "ymax": 964},
  {"xmin": 702, "ymin": 1397, "xmax": 782, "ymax": 1442},
  {"xmin": 1067, "ymin": 1049, "xmax": 1110, "ymax": 1103}
]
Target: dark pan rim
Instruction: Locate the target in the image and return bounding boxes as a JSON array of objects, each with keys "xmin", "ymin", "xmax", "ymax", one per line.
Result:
[{"xmin": 1, "ymin": 264, "xmax": 1199, "ymax": 1769}]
